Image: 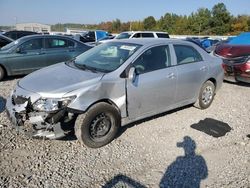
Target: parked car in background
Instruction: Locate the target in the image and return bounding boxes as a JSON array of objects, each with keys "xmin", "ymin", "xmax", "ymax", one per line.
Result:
[
  {"xmin": 0, "ymin": 35, "xmax": 91, "ymax": 80},
  {"xmin": 0, "ymin": 34, "xmax": 14, "ymax": 48},
  {"xmin": 3, "ymin": 30, "xmax": 38, "ymax": 40},
  {"xmin": 214, "ymin": 32, "xmax": 250, "ymax": 83},
  {"xmin": 75, "ymin": 30, "xmax": 109, "ymax": 43},
  {"xmin": 6, "ymin": 39, "xmax": 223, "ymax": 148},
  {"xmin": 98, "ymin": 31, "xmax": 170, "ymax": 44},
  {"xmin": 116, "ymin": 31, "xmax": 170, "ymax": 39}
]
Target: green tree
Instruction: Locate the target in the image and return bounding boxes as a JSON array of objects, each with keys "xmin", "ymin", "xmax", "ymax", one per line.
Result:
[
  {"xmin": 112, "ymin": 19, "xmax": 122, "ymax": 33},
  {"xmin": 143, "ymin": 16, "xmax": 156, "ymax": 30},
  {"xmin": 210, "ymin": 3, "xmax": 232, "ymax": 35}
]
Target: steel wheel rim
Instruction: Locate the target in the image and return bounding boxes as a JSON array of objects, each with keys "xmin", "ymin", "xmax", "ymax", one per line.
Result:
[
  {"xmin": 90, "ymin": 113, "xmax": 111, "ymax": 140},
  {"xmin": 202, "ymin": 86, "xmax": 213, "ymax": 105}
]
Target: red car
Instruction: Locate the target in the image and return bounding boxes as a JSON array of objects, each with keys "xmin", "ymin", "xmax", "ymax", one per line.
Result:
[{"xmin": 215, "ymin": 44, "xmax": 250, "ymax": 83}]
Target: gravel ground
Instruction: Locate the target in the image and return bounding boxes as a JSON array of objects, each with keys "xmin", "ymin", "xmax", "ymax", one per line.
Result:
[{"xmin": 0, "ymin": 77, "xmax": 249, "ymax": 188}]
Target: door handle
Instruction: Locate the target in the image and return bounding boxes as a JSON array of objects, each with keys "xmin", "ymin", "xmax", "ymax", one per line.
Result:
[
  {"xmin": 167, "ymin": 72, "xmax": 175, "ymax": 79},
  {"xmin": 200, "ymin": 66, "xmax": 207, "ymax": 71}
]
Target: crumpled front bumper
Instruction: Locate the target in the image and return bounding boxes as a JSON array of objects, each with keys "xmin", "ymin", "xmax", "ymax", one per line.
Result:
[{"xmin": 5, "ymin": 87, "xmax": 67, "ymax": 139}]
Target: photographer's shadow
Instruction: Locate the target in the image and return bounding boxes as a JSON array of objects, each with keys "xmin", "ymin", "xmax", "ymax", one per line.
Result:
[{"xmin": 160, "ymin": 136, "xmax": 208, "ymax": 188}]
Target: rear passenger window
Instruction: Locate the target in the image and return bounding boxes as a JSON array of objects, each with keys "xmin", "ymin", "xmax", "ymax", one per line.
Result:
[
  {"xmin": 174, "ymin": 45, "xmax": 203, "ymax": 65},
  {"xmin": 156, "ymin": 33, "xmax": 169, "ymax": 38},
  {"xmin": 45, "ymin": 38, "xmax": 69, "ymax": 48},
  {"xmin": 141, "ymin": 33, "xmax": 154, "ymax": 38}
]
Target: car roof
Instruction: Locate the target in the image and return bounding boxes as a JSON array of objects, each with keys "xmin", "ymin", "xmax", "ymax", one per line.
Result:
[
  {"xmin": 17, "ymin": 34, "xmax": 79, "ymax": 42},
  {"xmin": 111, "ymin": 38, "xmax": 188, "ymax": 46},
  {"xmin": 121, "ymin": 31, "xmax": 169, "ymax": 34}
]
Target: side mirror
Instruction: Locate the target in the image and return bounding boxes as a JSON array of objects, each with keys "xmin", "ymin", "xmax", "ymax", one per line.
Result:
[{"xmin": 128, "ymin": 67, "xmax": 136, "ymax": 82}]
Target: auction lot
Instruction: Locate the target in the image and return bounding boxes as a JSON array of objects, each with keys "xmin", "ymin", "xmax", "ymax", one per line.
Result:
[{"xmin": 0, "ymin": 78, "xmax": 249, "ymax": 187}]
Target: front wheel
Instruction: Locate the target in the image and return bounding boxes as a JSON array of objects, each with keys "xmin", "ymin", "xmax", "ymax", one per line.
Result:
[
  {"xmin": 75, "ymin": 102, "xmax": 121, "ymax": 148},
  {"xmin": 194, "ymin": 80, "xmax": 215, "ymax": 109}
]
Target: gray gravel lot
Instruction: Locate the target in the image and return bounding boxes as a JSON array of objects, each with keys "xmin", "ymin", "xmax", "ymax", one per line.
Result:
[{"xmin": 0, "ymin": 78, "xmax": 249, "ymax": 188}]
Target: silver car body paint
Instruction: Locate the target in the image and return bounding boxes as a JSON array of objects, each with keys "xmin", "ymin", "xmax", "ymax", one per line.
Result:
[{"xmin": 6, "ymin": 38, "xmax": 224, "ymax": 138}]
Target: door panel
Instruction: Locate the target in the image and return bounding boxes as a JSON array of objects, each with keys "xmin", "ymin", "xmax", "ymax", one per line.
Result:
[
  {"xmin": 6, "ymin": 38, "xmax": 47, "ymax": 74},
  {"xmin": 126, "ymin": 45, "xmax": 176, "ymax": 119},
  {"xmin": 175, "ymin": 61, "xmax": 208, "ymax": 102},
  {"xmin": 173, "ymin": 45, "xmax": 208, "ymax": 102},
  {"xmin": 127, "ymin": 67, "xmax": 177, "ymax": 119}
]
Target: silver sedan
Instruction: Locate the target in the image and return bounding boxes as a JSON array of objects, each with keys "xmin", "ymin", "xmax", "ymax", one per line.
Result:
[{"xmin": 6, "ymin": 39, "xmax": 224, "ymax": 148}]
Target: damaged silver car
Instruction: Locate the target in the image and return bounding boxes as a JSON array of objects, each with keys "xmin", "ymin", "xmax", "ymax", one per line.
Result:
[{"xmin": 6, "ymin": 39, "xmax": 224, "ymax": 148}]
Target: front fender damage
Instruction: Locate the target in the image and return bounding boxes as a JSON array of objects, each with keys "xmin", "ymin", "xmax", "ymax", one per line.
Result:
[{"xmin": 7, "ymin": 96, "xmax": 74, "ymax": 139}]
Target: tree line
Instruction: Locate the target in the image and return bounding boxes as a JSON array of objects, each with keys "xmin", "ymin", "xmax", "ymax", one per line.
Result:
[
  {"xmin": 51, "ymin": 3, "xmax": 249, "ymax": 35},
  {"xmin": 1, "ymin": 3, "xmax": 249, "ymax": 35}
]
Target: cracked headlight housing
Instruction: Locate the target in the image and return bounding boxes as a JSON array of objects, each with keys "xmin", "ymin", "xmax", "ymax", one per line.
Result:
[{"xmin": 33, "ymin": 96, "xmax": 76, "ymax": 112}]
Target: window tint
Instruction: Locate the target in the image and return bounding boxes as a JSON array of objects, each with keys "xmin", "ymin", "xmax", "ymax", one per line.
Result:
[
  {"xmin": 133, "ymin": 45, "xmax": 171, "ymax": 74},
  {"xmin": 174, "ymin": 45, "xmax": 203, "ymax": 65},
  {"xmin": 45, "ymin": 38, "xmax": 70, "ymax": 48},
  {"xmin": 141, "ymin": 33, "xmax": 154, "ymax": 38},
  {"xmin": 20, "ymin": 38, "xmax": 43, "ymax": 51},
  {"xmin": 156, "ymin": 33, "xmax": 169, "ymax": 38},
  {"xmin": 132, "ymin": 33, "xmax": 141, "ymax": 38}
]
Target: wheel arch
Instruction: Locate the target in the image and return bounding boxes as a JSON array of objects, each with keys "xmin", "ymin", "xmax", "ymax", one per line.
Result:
[{"xmin": 84, "ymin": 99, "xmax": 121, "ymax": 116}]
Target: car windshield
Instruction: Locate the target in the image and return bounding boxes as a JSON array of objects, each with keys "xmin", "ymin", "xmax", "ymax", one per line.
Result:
[
  {"xmin": 115, "ymin": 33, "xmax": 132, "ymax": 39},
  {"xmin": 74, "ymin": 42, "xmax": 141, "ymax": 72},
  {"xmin": 1, "ymin": 40, "xmax": 18, "ymax": 50}
]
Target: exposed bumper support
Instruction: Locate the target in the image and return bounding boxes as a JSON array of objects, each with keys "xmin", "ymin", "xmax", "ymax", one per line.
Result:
[{"xmin": 6, "ymin": 96, "xmax": 66, "ymax": 139}]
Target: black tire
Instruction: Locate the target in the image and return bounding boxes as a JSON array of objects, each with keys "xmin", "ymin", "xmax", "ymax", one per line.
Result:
[
  {"xmin": 0, "ymin": 66, "xmax": 5, "ymax": 81},
  {"xmin": 194, "ymin": 80, "xmax": 215, "ymax": 109},
  {"xmin": 75, "ymin": 102, "xmax": 121, "ymax": 148}
]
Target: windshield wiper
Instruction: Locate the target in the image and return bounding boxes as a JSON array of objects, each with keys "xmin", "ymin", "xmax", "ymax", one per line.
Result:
[{"xmin": 74, "ymin": 62, "xmax": 99, "ymax": 73}]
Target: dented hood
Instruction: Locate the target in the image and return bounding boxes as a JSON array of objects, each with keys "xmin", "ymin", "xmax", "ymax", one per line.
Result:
[
  {"xmin": 215, "ymin": 44, "xmax": 250, "ymax": 58},
  {"xmin": 19, "ymin": 62, "xmax": 105, "ymax": 96}
]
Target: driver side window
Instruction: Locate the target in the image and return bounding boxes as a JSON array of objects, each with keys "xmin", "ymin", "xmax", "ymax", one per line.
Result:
[
  {"xmin": 133, "ymin": 45, "xmax": 171, "ymax": 74},
  {"xmin": 20, "ymin": 38, "xmax": 43, "ymax": 51}
]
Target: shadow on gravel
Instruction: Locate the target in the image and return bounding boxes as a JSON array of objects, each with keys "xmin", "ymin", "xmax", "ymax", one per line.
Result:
[
  {"xmin": 191, "ymin": 118, "xmax": 231, "ymax": 138},
  {"xmin": 103, "ymin": 174, "xmax": 146, "ymax": 188},
  {"xmin": 116, "ymin": 104, "xmax": 193, "ymax": 139},
  {"xmin": 1, "ymin": 75, "xmax": 24, "ymax": 81},
  {"xmin": 160, "ymin": 136, "xmax": 208, "ymax": 187},
  {"xmin": 224, "ymin": 80, "xmax": 250, "ymax": 87},
  {"xmin": 104, "ymin": 137, "xmax": 208, "ymax": 188},
  {"xmin": 0, "ymin": 96, "xmax": 6, "ymax": 113}
]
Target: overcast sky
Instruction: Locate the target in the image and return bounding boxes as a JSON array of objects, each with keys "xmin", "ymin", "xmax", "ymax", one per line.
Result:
[{"xmin": 0, "ymin": 0, "xmax": 249, "ymax": 25}]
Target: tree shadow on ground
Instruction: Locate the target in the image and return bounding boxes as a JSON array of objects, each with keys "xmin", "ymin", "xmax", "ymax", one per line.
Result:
[
  {"xmin": 190, "ymin": 118, "xmax": 231, "ymax": 138},
  {"xmin": 0, "ymin": 96, "xmax": 6, "ymax": 113},
  {"xmin": 159, "ymin": 136, "xmax": 208, "ymax": 188}
]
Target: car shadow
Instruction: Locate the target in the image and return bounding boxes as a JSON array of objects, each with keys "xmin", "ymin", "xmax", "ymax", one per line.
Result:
[
  {"xmin": 116, "ymin": 104, "xmax": 193, "ymax": 139},
  {"xmin": 0, "ymin": 96, "xmax": 6, "ymax": 113},
  {"xmin": 224, "ymin": 80, "xmax": 250, "ymax": 87},
  {"xmin": 1, "ymin": 75, "xmax": 24, "ymax": 81},
  {"xmin": 190, "ymin": 118, "xmax": 231, "ymax": 138}
]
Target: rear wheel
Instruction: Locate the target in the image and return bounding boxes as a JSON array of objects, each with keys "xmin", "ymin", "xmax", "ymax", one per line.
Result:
[
  {"xmin": 0, "ymin": 66, "xmax": 5, "ymax": 81},
  {"xmin": 194, "ymin": 80, "xmax": 215, "ymax": 109},
  {"xmin": 75, "ymin": 102, "xmax": 121, "ymax": 148}
]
